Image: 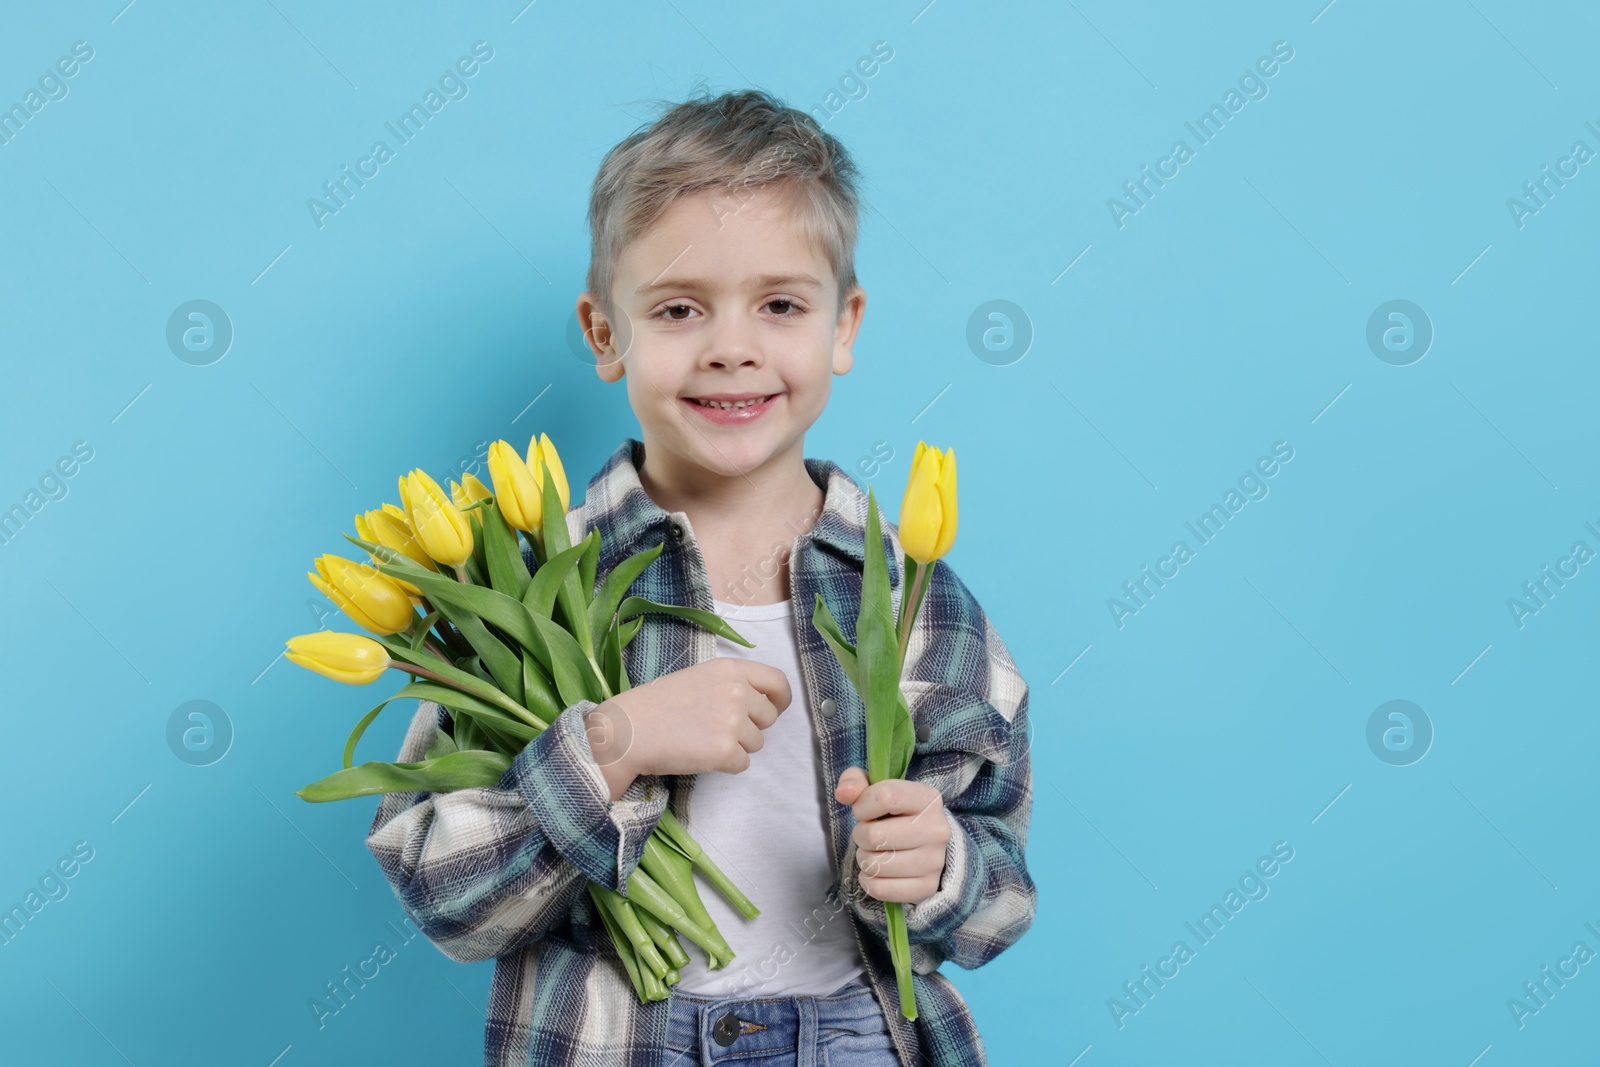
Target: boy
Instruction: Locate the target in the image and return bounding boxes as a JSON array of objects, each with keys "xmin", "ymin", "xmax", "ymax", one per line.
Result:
[{"xmin": 366, "ymin": 88, "xmax": 1035, "ymax": 1067}]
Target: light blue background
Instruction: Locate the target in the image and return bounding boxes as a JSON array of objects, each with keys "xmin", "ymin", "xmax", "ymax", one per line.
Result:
[{"xmin": 2, "ymin": 1, "xmax": 1596, "ymax": 1064}]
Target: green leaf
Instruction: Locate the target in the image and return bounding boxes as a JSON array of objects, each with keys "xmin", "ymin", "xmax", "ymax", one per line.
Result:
[
  {"xmin": 376, "ymin": 560, "xmax": 545, "ymax": 658},
  {"xmin": 529, "ymin": 609, "xmax": 605, "ymax": 706},
  {"xmin": 453, "ymin": 710, "xmax": 481, "ymax": 752},
  {"xmin": 410, "ymin": 610, "xmax": 442, "ymax": 653},
  {"xmin": 811, "ymin": 594, "xmax": 860, "ymax": 680},
  {"xmin": 539, "ymin": 467, "xmax": 571, "ymax": 556},
  {"xmin": 295, "ymin": 749, "xmax": 513, "ymax": 802},
  {"xmin": 468, "ymin": 511, "xmax": 488, "ymax": 581},
  {"xmin": 588, "ymin": 543, "xmax": 665, "ymax": 650},
  {"xmin": 857, "ymin": 488, "xmax": 902, "ymax": 784},
  {"xmin": 374, "ymin": 637, "xmax": 540, "ymax": 725},
  {"xmin": 425, "ymin": 723, "xmax": 458, "ymax": 760},
  {"xmin": 618, "ymin": 615, "xmax": 643, "ymax": 649},
  {"xmin": 888, "ymin": 690, "xmax": 916, "ymax": 779},
  {"xmin": 538, "ymin": 472, "xmax": 594, "ymax": 658},
  {"xmin": 396, "ymin": 681, "xmax": 543, "ymax": 741},
  {"xmin": 601, "ymin": 615, "xmax": 631, "ymax": 694},
  {"xmin": 434, "ymin": 598, "xmax": 526, "ymax": 706},
  {"xmin": 519, "ymin": 649, "xmax": 564, "ymax": 726},
  {"xmin": 616, "ymin": 595, "xmax": 753, "ymax": 648},
  {"xmin": 481, "ymin": 499, "xmax": 532, "ymax": 600},
  {"xmin": 579, "ymin": 527, "xmax": 600, "ymax": 601},
  {"xmin": 524, "ymin": 540, "xmax": 588, "ymax": 619},
  {"xmin": 343, "ymin": 699, "xmax": 396, "ymax": 770}
]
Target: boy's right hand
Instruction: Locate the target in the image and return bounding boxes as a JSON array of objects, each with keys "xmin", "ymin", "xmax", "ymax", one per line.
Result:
[{"xmin": 583, "ymin": 658, "xmax": 791, "ymax": 788}]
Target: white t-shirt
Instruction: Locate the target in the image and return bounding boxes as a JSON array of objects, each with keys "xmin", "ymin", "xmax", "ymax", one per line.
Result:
[{"xmin": 668, "ymin": 595, "xmax": 867, "ymax": 998}]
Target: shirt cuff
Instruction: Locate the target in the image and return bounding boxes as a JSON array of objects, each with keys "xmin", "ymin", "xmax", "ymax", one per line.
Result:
[{"xmin": 502, "ymin": 699, "xmax": 667, "ymax": 896}]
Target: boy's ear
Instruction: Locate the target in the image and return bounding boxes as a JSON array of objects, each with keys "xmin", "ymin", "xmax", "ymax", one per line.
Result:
[
  {"xmin": 832, "ymin": 284, "xmax": 866, "ymax": 376},
  {"xmin": 576, "ymin": 292, "xmax": 626, "ymax": 382}
]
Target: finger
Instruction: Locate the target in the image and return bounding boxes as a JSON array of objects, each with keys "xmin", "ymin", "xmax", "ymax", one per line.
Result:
[
  {"xmin": 736, "ymin": 661, "xmax": 792, "ymax": 714},
  {"xmin": 851, "ymin": 779, "xmax": 941, "ymax": 823},
  {"xmin": 854, "ymin": 844, "xmax": 933, "ymax": 881},
  {"xmin": 853, "ymin": 813, "xmax": 943, "ymax": 856},
  {"xmin": 834, "ymin": 767, "xmax": 867, "ymax": 802},
  {"xmin": 856, "ymin": 874, "xmax": 938, "ymax": 905},
  {"xmin": 735, "ymin": 714, "xmax": 765, "ymax": 757},
  {"xmin": 741, "ymin": 680, "xmax": 781, "ymax": 732}
]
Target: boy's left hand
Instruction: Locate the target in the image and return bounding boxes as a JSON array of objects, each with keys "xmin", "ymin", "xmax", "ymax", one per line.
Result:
[{"xmin": 834, "ymin": 767, "xmax": 951, "ymax": 905}]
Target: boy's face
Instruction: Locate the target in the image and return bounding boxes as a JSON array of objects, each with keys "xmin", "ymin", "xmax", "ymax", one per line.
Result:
[{"xmin": 579, "ymin": 182, "xmax": 864, "ymax": 484}]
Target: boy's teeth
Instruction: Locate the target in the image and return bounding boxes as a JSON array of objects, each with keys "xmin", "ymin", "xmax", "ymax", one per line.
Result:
[{"xmin": 694, "ymin": 395, "xmax": 770, "ymax": 409}]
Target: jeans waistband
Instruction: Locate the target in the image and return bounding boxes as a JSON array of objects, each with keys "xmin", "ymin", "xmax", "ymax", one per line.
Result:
[{"xmin": 664, "ymin": 977, "xmax": 888, "ymax": 1064}]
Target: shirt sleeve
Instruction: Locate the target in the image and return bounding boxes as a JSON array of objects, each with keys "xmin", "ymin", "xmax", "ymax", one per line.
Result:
[
  {"xmin": 365, "ymin": 697, "xmax": 669, "ymax": 963},
  {"xmin": 839, "ymin": 559, "xmax": 1038, "ymax": 972}
]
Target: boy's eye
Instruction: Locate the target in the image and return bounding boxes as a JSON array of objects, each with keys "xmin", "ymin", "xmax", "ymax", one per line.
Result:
[{"xmin": 648, "ymin": 299, "xmax": 808, "ymax": 321}]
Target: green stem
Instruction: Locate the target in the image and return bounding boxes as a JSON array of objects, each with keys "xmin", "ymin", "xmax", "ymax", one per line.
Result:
[
  {"xmin": 655, "ymin": 809, "xmax": 759, "ymax": 919},
  {"xmin": 620, "ymin": 867, "xmax": 731, "ymax": 963},
  {"xmin": 420, "ymin": 596, "xmax": 473, "ymax": 657},
  {"xmin": 635, "ymin": 903, "xmax": 691, "ymax": 970},
  {"xmin": 594, "ymin": 888, "xmax": 670, "ymax": 980},
  {"xmin": 895, "ymin": 561, "xmax": 933, "ymax": 673},
  {"xmin": 885, "ymin": 902, "xmax": 918, "ymax": 1019},
  {"xmin": 385, "ymin": 660, "xmax": 542, "ymax": 729}
]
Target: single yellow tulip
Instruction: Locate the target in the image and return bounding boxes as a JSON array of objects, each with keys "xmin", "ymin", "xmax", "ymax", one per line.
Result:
[
  {"xmin": 528, "ymin": 432, "xmax": 571, "ymax": 514},
  {"xmin": 362, "ymin": 507, "xmax": 435, "ymax": 570},
  {"xmin": 487, "ymin": 439, "xmax": 543, "ymax": 533},
  {"xmin": 451, "ymin": 471, "xmax": 493, "ymax": 510},
  {"xmin": 285, "ymin": 630, "xmax": 391, "ymax": 685},
  {"xmin": 357, "ymin": 506, "xmax": 436, "ymax": 595},
  {"xmin": 899, "ymin": 441, "xmax": 958, "ymax": 565},
  {"xmin": 308, "ymin": 555, "xmax": 415, "ymax": 635},
  {"xmin": 401, "ymin": 468, "xmax": 474, "ymax": 567}
]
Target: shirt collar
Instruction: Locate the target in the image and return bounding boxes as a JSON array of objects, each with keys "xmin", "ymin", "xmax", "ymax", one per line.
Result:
[{"xmin": 582, "ymin": 437, "xmax": 889, "ymax": 577}]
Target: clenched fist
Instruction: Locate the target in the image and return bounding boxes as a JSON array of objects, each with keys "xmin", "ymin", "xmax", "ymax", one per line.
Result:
[
  {"xmin": 582, "ymin": 657, "xmax": 791, "ymax": 800},
  {"xmin": 835, "ymin": 767, "xmax": 951, "ymax": 905}
]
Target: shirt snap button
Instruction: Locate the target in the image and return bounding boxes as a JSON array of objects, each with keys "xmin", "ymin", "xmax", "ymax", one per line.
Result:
[
  {"xmin": 819, "ymin": 697, "xmax": 837, "ymax": 717},
  {"xmin": 668, "ymin": 523, "xmax": 684, "ymax": 542},
  {"xmin": 916, "ymin": 722, "xmax": 931, "ymax": 743},
  {"xmin": 712, "ymin": 1011, "xmax": 741, "ymax": 1046}
]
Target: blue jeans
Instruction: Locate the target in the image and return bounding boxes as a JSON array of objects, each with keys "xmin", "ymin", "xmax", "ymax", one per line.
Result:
[{"xmin": 663, "ymin": 977, "xmax": 901, "ymax": 1066}]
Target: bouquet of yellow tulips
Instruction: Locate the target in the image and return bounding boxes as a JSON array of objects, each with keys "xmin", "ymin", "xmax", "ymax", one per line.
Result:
[
  {"xmin": 285, "ymin": 433, "xmax": 762, "ymax": 1004},
  {"xmin": 811, "ymin": 440, "xmax": 956, "ymax": 1021}
]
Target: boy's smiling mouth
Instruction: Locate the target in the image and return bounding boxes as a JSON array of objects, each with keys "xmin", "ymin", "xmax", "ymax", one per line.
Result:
[{"xmin": 681, "ymin": 391, "xmax": 780, "ymax": 424}]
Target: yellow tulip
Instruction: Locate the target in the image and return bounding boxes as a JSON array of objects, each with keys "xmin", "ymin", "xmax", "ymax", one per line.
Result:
[
  {"xmin": 356, "ymin": 506, "xmax": 435, "ymax": 595},
  {"xmin": 401, "ymin": 468, "xmax": 474, "ymax": 567},
  {"xmin": 308, "ymin": 555, "xmax": 415, "ymax": 635},
  {"xmin": 451, "ymin": 472, "xmax": 493, "ymax": 510},
  {"xmin": 899, "ymin": 441, "xmax": 958, "ymax": 565},
  {"xmin": 362, "ymin": 507, "xmax": 434, "ymax": 569},
  {"xmin": 528, "ymin": 432, "xmax": 571, "ymax": 514},
  {"xmin": 285, "ymin": 630, "xmax": 391, "ymax": 685},
  {"xmin": 487, "ymin": 439, "xmax": 543, "ymax": 533}
]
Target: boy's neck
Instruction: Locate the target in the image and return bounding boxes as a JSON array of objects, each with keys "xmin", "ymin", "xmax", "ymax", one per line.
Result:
[{"xmin": 635, "ymin": 434, "xmax": 826, "ymax": 604}]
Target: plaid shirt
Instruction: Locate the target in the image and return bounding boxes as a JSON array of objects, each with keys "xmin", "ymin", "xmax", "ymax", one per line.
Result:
[{"xmin": 366, "ymin": 437, "xmax": 1036, "ymax": 1066}]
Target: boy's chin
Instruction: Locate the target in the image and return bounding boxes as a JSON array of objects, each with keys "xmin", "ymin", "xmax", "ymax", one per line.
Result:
[{"xmin": 660, "ymin": 431, "xmax": 797, "ymax": 480}]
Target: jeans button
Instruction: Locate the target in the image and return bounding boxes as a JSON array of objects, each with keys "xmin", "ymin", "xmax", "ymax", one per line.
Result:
[{"xmin": 712, "ymin": 1011, "xmax": 741, "ymax": 1046}]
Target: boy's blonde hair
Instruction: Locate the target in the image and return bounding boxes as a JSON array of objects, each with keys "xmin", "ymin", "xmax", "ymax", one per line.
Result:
[{"xmin": 585, "ymin": 87, "xmax": 863, "ymax": 323}]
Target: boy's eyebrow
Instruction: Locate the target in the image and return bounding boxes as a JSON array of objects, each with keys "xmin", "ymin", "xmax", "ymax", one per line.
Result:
[{"xmin": 633, "ymin": 272, "xmax": 825, "ymax": 298}]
